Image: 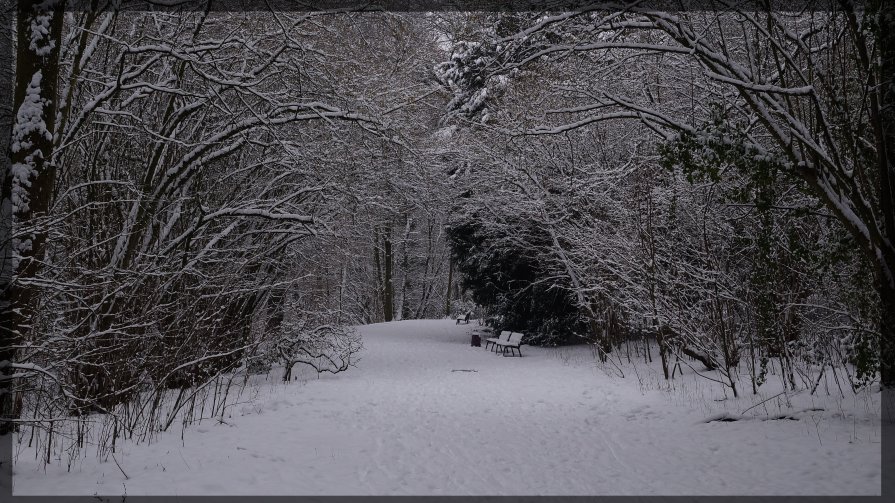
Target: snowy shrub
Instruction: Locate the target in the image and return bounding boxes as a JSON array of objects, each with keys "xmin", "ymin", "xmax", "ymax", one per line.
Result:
[
  {"xmin": 272, "ymin": 317, "xmax": 362, "ymax": 382},
  {"xmin": 449, "ymin": 299, "xmax": 477, "ymax": 318},
  {"xmin": 446, "ymin": 215, "xmax": 586, "ymax": 346}
]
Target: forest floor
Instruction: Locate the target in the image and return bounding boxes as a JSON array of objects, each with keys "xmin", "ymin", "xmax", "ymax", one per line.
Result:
[{"xmin": 13, "ymin": 319, "xmax": 881, "ymax": 495}]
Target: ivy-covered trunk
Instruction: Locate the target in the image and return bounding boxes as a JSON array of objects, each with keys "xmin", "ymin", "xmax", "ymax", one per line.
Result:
[{"xmin": 0, "ymin": 0, "xmax": 66, "ymax": 434}]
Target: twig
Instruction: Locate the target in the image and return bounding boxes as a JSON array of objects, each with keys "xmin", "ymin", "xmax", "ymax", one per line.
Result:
[
  {"xmin": 110, "ymin": 451, "xmax": 129, "ymax": 480},
  {"xmin": 739, "ymin": 390, "xmax": 787, "ymax": 415}
]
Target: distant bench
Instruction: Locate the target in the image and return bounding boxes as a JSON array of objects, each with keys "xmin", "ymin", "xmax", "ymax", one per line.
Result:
[
  {"xmin": 485, "ymin": 331, "xmax": 525, "ymax": 357},
  {"xmin": 456, "ymin": 311, "xmax": 472, "ymax": 324}
]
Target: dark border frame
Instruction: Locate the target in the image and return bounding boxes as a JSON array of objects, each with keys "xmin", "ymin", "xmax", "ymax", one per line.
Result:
[
  {"xmin": 0, "ymin": 1, "xmax": 889, "ymax": 501},
  {"xmin": 31, "ymin": 0, "xmax": 880, "ymax": 11}
]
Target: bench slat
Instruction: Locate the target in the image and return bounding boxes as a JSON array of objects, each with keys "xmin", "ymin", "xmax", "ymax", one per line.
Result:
[
  {"xmin": 484, "ymin": 330, "xmax": 512, "ymax": 351},
  {"xmin": 494, "ymin": 332, "xmax": 523, "ymax": 346},
  {"xmin": 494, "ymin": 332, "xmax": 524, "ymax": 356}
]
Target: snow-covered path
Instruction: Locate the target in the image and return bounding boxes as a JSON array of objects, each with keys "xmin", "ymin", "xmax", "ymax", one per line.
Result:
[{"xmin": 14, "ymin": 319, "xmax": 880, "ymax": 495}]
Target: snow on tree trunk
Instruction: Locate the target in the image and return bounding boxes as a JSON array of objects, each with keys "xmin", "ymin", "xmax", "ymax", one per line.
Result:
[{"xmin": 1, "ymin": 0, "xmax": 65, "ymax": 434}]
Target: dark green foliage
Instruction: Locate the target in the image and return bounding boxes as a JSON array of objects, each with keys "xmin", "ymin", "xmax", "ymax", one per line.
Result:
[
  {"xmin": 659, "ymin": 104, "xmax": 789, "ymax": 192},
  {"xmin": 659, "ymin": 103, "xmax": 880, "ymax": 388},
  {"xmin": 446, "ymin": 214, "xmax": 587, "ymax": 346}
]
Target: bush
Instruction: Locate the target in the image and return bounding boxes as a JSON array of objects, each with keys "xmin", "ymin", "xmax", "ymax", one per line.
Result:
[{"xmin": 446, "ymin": 216, "xmax": 585, "ymax": 346}]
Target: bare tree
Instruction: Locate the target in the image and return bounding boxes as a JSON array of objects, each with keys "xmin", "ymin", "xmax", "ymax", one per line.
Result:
[{"xmin": 436, "ymin": 3, "xmax": 891, "ymax": 385}]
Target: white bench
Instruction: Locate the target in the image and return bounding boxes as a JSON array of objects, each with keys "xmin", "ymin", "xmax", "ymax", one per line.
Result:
[
  {"xmin": 484, "ymin": 330, "xmax": 510, "ymax": 351},
  {"xmin": 494, "ymin": 332, "xmax": 524, "ymax": 357},
  {"xmin": 456, "ymin": 311, "xmax": 472, "ymax": 324}
]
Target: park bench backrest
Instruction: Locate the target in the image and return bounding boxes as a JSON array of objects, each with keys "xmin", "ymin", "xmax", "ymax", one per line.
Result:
[
  {"xmin": 498, "ymin": 331, "xmax": 511, "ymax": 342},
  {"xmin": 507, "ymin": 332, "xmax": 523, "ymax": 345}
]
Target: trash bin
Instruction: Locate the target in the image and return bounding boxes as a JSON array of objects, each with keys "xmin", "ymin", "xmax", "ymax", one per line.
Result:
[{"xmin": 470, "ymin": 332, "xmax": 481, "ymax": 347}]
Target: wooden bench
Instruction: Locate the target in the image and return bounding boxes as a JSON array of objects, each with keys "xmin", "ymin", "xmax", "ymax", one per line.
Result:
[
  {"xmin": 455, "ymin": 311, "xmax": 472, "ymax": 324},
  {"xmin": 484, "ymin": 330, "xmax": 510, "ymax": 351},
  {"xmin": 494, "ymin": 332, "xmax": 524, "ymax": 357}
]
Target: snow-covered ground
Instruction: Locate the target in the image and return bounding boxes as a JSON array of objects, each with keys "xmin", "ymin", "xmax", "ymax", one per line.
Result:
[{"xmin": 14, "ymin": 319, "xmax": 881, "ymax": 495}]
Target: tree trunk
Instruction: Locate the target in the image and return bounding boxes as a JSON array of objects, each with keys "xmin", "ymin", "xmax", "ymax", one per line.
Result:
[
  {"xmin": 444, "ymin": 257, "xmax": 454, "ymax": 317},
  {"xmin": 399, "ymin": 215, "xmax": 412, "ymax": 320},
  {"xmin": 382, "ymin": 224, "xmax": 394, "ymax": 322},
  {"xmin": 680, "ymin": 345, "xmax": 717, "ymax": 371},
  {"xmin": 265, "ymin": 288, "xmax": 286, "ymax": 336},
  {"xmin": 641, "ymin": 188, "xmax": 667, "ymax": 378},
  {"xmin": 338, "ymin": 264, "xmax": 346, "ymax": 323},
  {"xmin": 1, "ymin": 0, "xmax": 66, "ymax": 434},
  {"xmin": 372, "ymin": 225, "xmax": 383, "ymax": 321}
]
